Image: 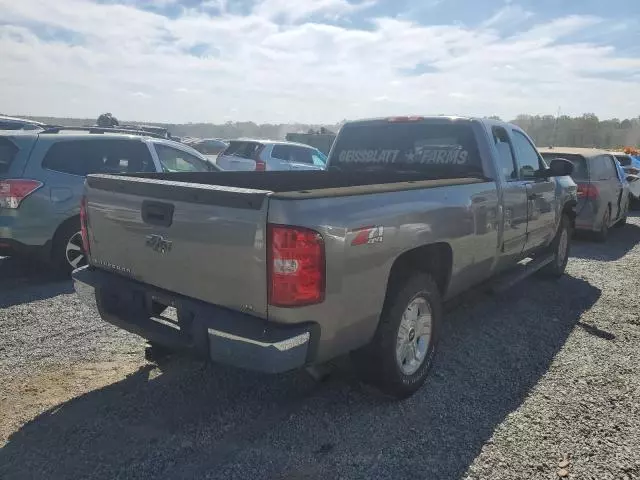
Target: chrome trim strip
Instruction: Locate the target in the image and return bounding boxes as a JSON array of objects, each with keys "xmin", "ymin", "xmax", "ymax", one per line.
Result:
[{"xmin": 207, "ymin": 329, "xmax": 310, "ymax": 351}]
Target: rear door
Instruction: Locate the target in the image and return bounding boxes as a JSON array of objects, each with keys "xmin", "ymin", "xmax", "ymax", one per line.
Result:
[
  {"xmin": 491, "ymin": 126, "xmax": 528, "ymax": 264},
  {"xmin": 593, "ymin": 155, "xmax": 622, "ymax": 221},
  {"xmin": 509, "ymin": 129, "xmax": 557, "ymax": 252}
]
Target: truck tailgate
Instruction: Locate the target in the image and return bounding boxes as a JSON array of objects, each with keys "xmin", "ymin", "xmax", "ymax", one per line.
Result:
[{"xmin": 84, "ymin": 175, "xmax": 270, "ymax": 317}]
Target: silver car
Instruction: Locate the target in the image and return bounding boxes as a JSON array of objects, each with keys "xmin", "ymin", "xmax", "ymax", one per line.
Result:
[
  {"xmin": 539, "ymin": 147, "xmax": 629, "ymax": 241},
  {"xmin": 216, "ymin": 139, "xmax": 327, "ymax": 171},
  {"xmin": 0, "ymin": 127, "xmax": 218, "ymax": 272}
]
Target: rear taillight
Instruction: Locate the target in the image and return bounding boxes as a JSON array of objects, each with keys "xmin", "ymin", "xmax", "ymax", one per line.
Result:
[
  {"xmin": 0, "ymin": 179, "xmax": 43, "ymax": 209},
  {"xmin": 577, "ymin": 183, "xmax": 599, "ymax": 199},
  {"xmin": 80, "ymin": 195, "xmax": 90, "ymax": 256},
  {"xmin": 268, "ymin": 224, "xmax": 325, "ymax": 307},
  {"xmin": 253, "ymin": 145, "xmax": 266, "ymax": 171}
]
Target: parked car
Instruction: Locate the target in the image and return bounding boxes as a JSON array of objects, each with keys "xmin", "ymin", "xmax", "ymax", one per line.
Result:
[
  {"xmin": 216, "ymin": 139, "xmax": 327, "ymax": 171},
  {"xmin": 539, "ymin": 147, "xmax": 629, "ymax": 241},
  {"xmin": 0, "ymin": 127, "xmax": 218, "ymax": 272},
  {"xmin": 73, "ymin": 116, "xmax": 577, "ymax": 398},
  {"xmin": 610, "ymin": 152, "xmax": 640, "ymax": 208},
  {"xmin": 0, "ymin": 115, "xmax": 48, "ymax": 131}
]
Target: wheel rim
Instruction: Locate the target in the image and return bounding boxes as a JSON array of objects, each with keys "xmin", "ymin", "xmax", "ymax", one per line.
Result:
[
  {"xmin": 65, "ymin": 231, "xmax": 86, "ymax": 269},
  {"xmin": 396, "ymin": 296, "xmax": 432, "ymax": 375},
  {"xmin": 557, "ymin": 228, "xmax": 568, "ymax": 267}
]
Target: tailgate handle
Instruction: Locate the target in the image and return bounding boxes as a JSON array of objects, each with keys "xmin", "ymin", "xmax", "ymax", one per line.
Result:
[{"xmin": 141, "ymin": 200, "xmax": 174, "ymax": 227}]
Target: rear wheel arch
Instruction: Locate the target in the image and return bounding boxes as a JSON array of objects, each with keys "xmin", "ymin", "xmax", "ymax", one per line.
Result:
[{"xmin": 385, "ymin": 242, "xmax": 453, "ymax": 301}]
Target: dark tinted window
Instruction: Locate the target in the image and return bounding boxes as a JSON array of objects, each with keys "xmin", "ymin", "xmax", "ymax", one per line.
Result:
[
  {"xmin": 600, "ymin": 155, "xmax": 618, "ymax": 180},
  {"xmin": 329, "ymin": 122, "xmax": 483, "ymax": 178},
  {"xmin": 615, "ymin": 154, "xmax": 632, "ymax": 167},
  {"xmin": 0, "ymin": 138, "xmax": 19, "ymax": 174},
  {"xmin": 271, "ymin": 144, "xmax": 291, "ymax": 161},
  {"xmin": 511, "ymin": 131, "xmax": 541, "ymax": 179},
  {"xmin": 222, "ymin": 141, "xmax": 262, "ymax": 159},
  {"xmin": 42, "ymin": 139, "xmax": 155, "ymax": 176},
  {"xmin": 492, "ymin": 126, "xmax": 517, "ymax": 181},
  {"xmin": 540, "ymin": 153, "xmax": 588, "ymax": 181}
]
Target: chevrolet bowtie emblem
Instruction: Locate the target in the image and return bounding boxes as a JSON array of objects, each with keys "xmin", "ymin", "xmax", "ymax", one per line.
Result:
[{"xmin": 145, "ymin": 234, "xmax": 172, "ymax": 254}]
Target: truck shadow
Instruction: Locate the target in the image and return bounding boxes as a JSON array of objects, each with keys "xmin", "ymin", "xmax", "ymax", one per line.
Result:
[
  {"xmin": 571, "ymin": 222, "xmax": 640, "ymax": 261},
  {"xmin": 0, "ymin": 275, "xmax": 600, "ymax": 480},
  {"xmin": 0, "ymin": 257, "xmax": 73, "ymax": 308}
]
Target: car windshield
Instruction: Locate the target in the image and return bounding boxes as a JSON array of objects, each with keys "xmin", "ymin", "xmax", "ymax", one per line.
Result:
[
  {"xmin": 540, "ymin": 153, "xmax": 588, "ymax": 181},
  {"xmin": 329, "ymin": 121, "xmax": 484, "ymax": 178}
]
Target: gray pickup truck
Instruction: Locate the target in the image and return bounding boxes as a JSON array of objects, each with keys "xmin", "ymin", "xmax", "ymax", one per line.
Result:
[{"xmin": 73, "ymin": 116, "xmax": 577, "ymax": 398}]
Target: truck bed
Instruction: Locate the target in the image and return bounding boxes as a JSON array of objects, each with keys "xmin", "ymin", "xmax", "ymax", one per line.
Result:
[{"xmin": 87, "ymin": 170, "xmax": 486, "ymax": 203}]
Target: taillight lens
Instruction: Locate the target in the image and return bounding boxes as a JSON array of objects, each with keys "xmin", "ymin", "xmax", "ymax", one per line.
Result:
[
  {"xmin": 253, "ymin": 145, "xmax": 266, "ymax": 171},
  {"xmin": 0, "ymin": 179, "xmax": 43, "ymax": 209},
  {"xmin": 577, "ymin": 183, "xmax": 599, "ymax": 199},
  {"xmin": 268, "ymin": 224, "xmax": 325, "ymax": 307},
  {"xmin": 80, "ymin": 195, "xmax": 91, "ymax": 256}
]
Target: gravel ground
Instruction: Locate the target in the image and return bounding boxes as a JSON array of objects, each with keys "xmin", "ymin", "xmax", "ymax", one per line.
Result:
[{"xmin": 1, "ymin": 217, "xmax": 640, "ymax": 479}]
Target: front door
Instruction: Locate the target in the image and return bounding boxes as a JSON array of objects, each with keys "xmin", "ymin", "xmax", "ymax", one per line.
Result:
[{"xmin": 510, "ymin": 129, "xmax": 557, "ymax": 252}]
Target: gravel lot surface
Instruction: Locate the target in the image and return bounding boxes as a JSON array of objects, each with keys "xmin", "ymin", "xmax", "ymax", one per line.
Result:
[{"xmin": 1, "ymin": 217, "xmax": 640, "ymax": 479}]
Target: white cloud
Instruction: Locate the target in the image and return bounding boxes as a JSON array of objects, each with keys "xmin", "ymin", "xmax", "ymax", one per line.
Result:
[
  {"xmin": 0, "ymin": 0, "xmax": 639, "ymax": 124},
  {"xmin": 254, "ymin": 0, "xmax": 376, "ymax": 22}
]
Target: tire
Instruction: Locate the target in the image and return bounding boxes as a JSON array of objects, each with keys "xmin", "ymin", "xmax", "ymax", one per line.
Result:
[
  {"xmin": 351, "ymin": 274, "xmax": 442, "ymax": 399},
  {"xmin": 53, "ymin": 219, "xmax": 87, "ymax": 273},
  {"xmin": 539, "ymin": 214, "xmax": 572, "ymax": 278},
  {"xmin": 595, "ymin": 207, "xmax": 611, "ymax": 243}
]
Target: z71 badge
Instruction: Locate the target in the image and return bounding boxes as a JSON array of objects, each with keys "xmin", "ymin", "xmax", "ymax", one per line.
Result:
[{"xmin": 351, "ymin": 226, "xmax": 384, "ymax": 246}]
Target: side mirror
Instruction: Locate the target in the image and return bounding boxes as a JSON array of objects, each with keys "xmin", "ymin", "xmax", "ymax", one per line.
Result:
[{"xmin": 546, "ymin": 158, "xmax": 574, "ymax": 177}]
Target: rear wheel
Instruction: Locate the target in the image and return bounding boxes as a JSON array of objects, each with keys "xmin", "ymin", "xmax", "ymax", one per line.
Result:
[
  {"xmin": 351, "ymin": 274, "xmax": 441, "ymax": 399},
  {"xmin": 53, "ymin": 220, "xmax": 87, "ymax": 273}
]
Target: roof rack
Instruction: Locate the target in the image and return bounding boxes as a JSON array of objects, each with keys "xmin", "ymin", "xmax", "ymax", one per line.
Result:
[{"xmin": 39, "ymin": 126, "xmax": 166, "ymax": 139}]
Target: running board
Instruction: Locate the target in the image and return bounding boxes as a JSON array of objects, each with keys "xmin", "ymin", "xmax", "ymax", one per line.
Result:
[{"xmin": 488, "ymin": 254, "xmax": 554, "ymax": 294}]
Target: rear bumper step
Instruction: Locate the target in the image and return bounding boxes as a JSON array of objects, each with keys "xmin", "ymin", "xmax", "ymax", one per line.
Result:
[{"xmin": 72, "ymin": 266, "xmax": 318, "ymax": 373}]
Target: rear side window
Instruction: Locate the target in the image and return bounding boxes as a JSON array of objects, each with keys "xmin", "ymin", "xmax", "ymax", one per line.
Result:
[
  {"xmin": 272, "ymin": 145, "xmax": 315, "ymax": 164},
  {"xmin": 329, "ymin": 122, "xmax": 484, "ymax": 178},
  {"xmin": 615, "ymin": 155, "xmax": 632, "ymax": 167},
  {"xmin": 540, "ymin": 153, "xmax": 588, "ymax": 181},
  {"xmin": 0, "ymin": 138, "xmax": 18, "ymax": 174},
  {"xmin": 222, "ymin": 141, "xmax": 262, "ymax": 159},
  {"xmin": 42, "ymin": 139, "xmax": 155, "ymax": 176}
]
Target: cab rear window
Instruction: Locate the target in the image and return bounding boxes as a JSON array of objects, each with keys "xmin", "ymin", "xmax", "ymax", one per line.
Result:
[
  {"xmin": 329, "ymin": 122, "xmax": 484, "ymax": 178},
  {"xmin": 0, "ymin": 138, "xmax": 18, "ymax": 174}
]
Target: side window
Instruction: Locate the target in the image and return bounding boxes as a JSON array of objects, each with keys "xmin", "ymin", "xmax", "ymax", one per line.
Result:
[
  {"xmin": 290, "ymin": 147, "xmax": 313, "ymax": 164},
  {"xmin": 155, "ymin": 144, "xmax": 210, "ymax": 172},
  {"xmin": 271, "ymin": 145, "xmax": 291, "ymax": 161},
  {"xmin": 101, "ymin": 140, "xmax": 155, "ymax": 173},
  {"xmin": 511, "ymin": 130, "xmax": 542, "ymax": 180},
  {"xmin": 492, "ymin": 126, "xmax": 517, "ymax": 181},
  {"xmin": 312, "ymin": 150, "xmax": 327, "ymax": 167},
  {"xmin": 42, "ymin": 140, "xmax": 104, "ymax": 176},
  {"xmin": 594, "ymin": 155, "xmax": 616, "ymax": 180},
  {"xmin": 606, "ymin": 156, "xmax": 619, "ymax": 180}
]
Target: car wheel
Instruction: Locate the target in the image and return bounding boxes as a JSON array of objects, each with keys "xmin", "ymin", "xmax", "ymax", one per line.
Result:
[
  {"xmin": 540, "ymin": 214, "xmax": 571, "ymax": 278},
  {"xmin": 351, "ymin": 274, "xmax": 441, "ymax": 399},
  {"xmin": 595, "ymin": 208, "xmax": 610, "ymax": 243},
  {"xmin": 54, "ymin": 220, "xmax": 87, "ymax": 273}
]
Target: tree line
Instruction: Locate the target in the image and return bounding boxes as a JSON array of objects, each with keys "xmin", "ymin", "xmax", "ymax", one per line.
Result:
[{"xmin": 23, "ymin": 113, "xmax": 640, "ymax": 149}]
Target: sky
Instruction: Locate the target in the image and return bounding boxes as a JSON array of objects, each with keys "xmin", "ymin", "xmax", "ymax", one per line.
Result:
[{"xmin": 1, "ymin": 0, "xmax": 639, "ymax": 124}]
